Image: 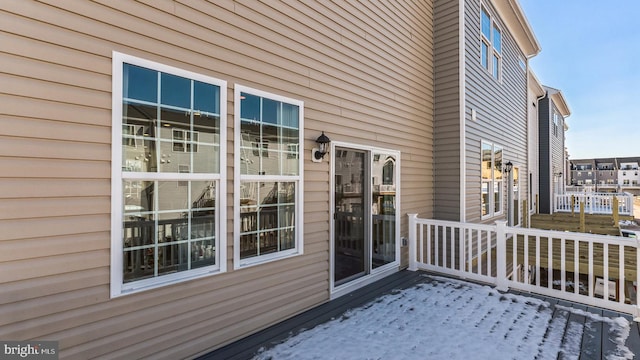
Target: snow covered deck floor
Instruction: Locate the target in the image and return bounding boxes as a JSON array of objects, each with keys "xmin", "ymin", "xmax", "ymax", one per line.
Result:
[{"xmin": 198, "ymin": 270, "xmax": 640, "ymax": 359}]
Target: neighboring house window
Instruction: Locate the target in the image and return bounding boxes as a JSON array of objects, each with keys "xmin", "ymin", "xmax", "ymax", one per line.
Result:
[
  {"xmin": 480, "ymin": 7, "xmax": 502, "ymax": 80},
  {"xmin": 110, "ymin": 52, "xmax": 227, "ymax": 297},
  {"xmin": 553, "ymin": 112, "xmax": 559, "ymax": 137},
  {"xmin": 235, "ymin": 85, "xmax": 304, "ymax": 268},
  {"xmin": 623, "ymin": 179, "xmax": 630, "ymax": 185},
  {"xmin": 481, "ymin": 141, "xmax": 503, "ymax": 218}
]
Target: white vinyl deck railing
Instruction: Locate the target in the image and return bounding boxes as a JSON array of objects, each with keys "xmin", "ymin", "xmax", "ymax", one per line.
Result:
[
  {"xmin": 554, "ymin": 192, "xmax": 634, "ymax": 216},
  {"xmin": 408, "ymin": 215, "xmax": 640, "ymax": 320}
]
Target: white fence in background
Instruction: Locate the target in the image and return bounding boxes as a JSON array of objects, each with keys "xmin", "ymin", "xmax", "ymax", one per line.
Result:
[
  {"xmin": 407, "ymin": 215, "xmax": 640, "ymax": 320},
  {"xmin": 554, "ymin": 192, "xmax": 634, "ymax": 216}
]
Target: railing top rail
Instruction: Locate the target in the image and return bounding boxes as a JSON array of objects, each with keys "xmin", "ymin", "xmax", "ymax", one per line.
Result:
[
  {"xmin": 412, "ymin": 217, "xmax": 496, "ymax": 232},
  {"xmin": 507, "ymin": 226, "xmax": 638, "ymax": 247}
]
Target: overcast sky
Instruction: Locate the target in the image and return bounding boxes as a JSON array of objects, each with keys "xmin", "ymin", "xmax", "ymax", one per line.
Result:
[{"xmin": 519, "ymin": 0, "xmax": 640, "ymax": 160}]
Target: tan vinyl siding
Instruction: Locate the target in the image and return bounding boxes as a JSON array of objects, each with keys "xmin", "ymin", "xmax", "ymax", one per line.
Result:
[
  {"xmin": 0, "ymin": 1, "xmax": 434, "ymax": 359},
  {"xmin": 463, "ymin": 0, "xmax": 528, "ymax": 223},
  {"xmin": 434, "ymin": 0, "xmax": 461, "ymax": 221}
]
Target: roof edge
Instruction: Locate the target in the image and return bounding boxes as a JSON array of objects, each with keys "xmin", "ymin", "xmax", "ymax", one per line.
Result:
[
  {"xmin": 528, "ymin": 69, "xmax": 544, "ymax": 97},
  {"xmin": 493, "ymin": 0, "xmax": 541, "ymax": 57},
  {"xmin": 545, "ymin": 87, "xmax": 571, "ymax": 117}
]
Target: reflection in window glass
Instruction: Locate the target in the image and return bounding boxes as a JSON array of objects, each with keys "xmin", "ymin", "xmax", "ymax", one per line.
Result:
[
  {"xmin": 493, "ymin": 25, "xmax": 501, "ymax": 53},
  {"xmin": 122, "ymin": 180, "xmax": 217, "ymax": 283},
  {"xmin": 237, "ymin": 87, "xmax": 302, "ymax": 266},
  {"xmin": 481, "ymin": 8, "xmax": 491, "ymax": 39},
  {"xmin": 481, "ymin": 42, "xmax": 489, "ymax": 70},
  {"xmin": 239, "ymin": 182, "xmax": 296, "ymax": 259},
  {"xmin": 123, "ymin": 64, "xmax": 157, "ymax": 103},
  {"xmin": 372, "ymin": 153, "xmax": 396, "ymax": 269},
  {"xmin": 118, "ymin": 57, "xmax": 223, "ymax": 288},
  {"xmin": 161, "ymin": 73, "xmax": 190, "ymax": 108},
  {"xmin": 481, "ymin": 141, "xmax": 504, "ymax": 218}
]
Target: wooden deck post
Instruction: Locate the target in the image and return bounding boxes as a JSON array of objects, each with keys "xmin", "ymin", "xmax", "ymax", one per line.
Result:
[
  {"xmin": 571, "ymin": 195, "xmax": 575, "ymax": 216},
  {"xmin": 407, "ymin": 213, "xmax": 418, "ymax": 271},
  {"xmin": 495, "ymin": 220, "xmax": 509, "ymax": 292}
]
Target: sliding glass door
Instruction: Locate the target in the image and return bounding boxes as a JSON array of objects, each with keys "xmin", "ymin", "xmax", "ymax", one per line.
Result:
[{"xmin": 333, "ymin": 146, "xmax": 398, "ymax": 287}]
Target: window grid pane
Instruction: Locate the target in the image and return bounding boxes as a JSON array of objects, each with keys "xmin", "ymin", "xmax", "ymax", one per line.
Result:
[
  {"xmin": 120, "ymin": 60, "xmax": 222, "ymax": 285},
  {"xmin": 239, "ymin": 181, "xmax": 297, "ymax": 260}
]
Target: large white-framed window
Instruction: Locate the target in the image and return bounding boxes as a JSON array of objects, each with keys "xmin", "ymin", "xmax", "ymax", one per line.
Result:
[
  {"xmin": 111, "ymin": 52, "xmax": 227, "ymax": 297},
  {"xmin": 234, "ymin": 85, "xmax": 304, "ymax": 269},
  {"xmin": 480, "ymin": 6, "xmax": 502, "ymax": 80},
  {"xmin": 481, "ymin": 141, "xmax": 504, "ymax": 219}
]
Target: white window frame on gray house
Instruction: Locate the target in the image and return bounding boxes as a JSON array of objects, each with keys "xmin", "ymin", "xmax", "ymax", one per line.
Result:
[
  {"xmin": 110, "ymin": 52, "xmax": 227, "ymax": 297},
  {"xmin": 480, "ymin": 5, "xmax": 502, "ymax": 80},
  {"xmin": 233, "ymin": 85, "xmax": 304, "ymax": 269},
  {"xmin": 481, "ymin": 141, "xmax": 504, "ymax": 219}
]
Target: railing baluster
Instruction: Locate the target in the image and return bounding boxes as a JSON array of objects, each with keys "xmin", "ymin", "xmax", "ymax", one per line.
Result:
[
  {"xmin": 561, "ymin": 238, "xmax": 566, "ymax": 292},
  {"xmin": 419, "ymin": 223, "xmax": 424, "ymax": 265},
  {"xmin": 588, "ymin": 241, "xmax": 594, "ymax": 298},
  {"xmin": 443, "ymin": 226, "xmax": 448, "ymax": 268},
  {"xmin": 619, "ymin": 244, "xmax": 625, "ymax": 305},
  {"xmin": 535, "ymin": 235, "xmax": 540, "ymax": 287},
  {"xmin": 434, "ymin": 225, "xmax": 439, "ymax": 267},
  {"xmin": 512, "ymin": 231, "xmax": 517, "ymax": 282},
  {"xmin": 467, "ymin": 227, "xmax": 472, "ymax": 272},
  {"xmin": 574, "ymin": 240, "xmax": 579, "ymax": 295},
  {"xmin": 426, "ymin": 224, "xmax": 431, "ymax": 266},
  {"xmin": 487, "ymin": 230, "xmax": 492, "ymax": 278},
  {"xmin": 604, "ymin": 243, "xmax": 609, "ymax": 301},
  {"xmin": 547, "ymin": 237, "xmax": 553, "ymax": 290},
  {"xmin": 524, "ymin": 234, "xmax": 529, "ymax": 285},
  {"xmin": 451, "ymin": 226, "xmax": 456, "ymax": 271},
  {"xmin": 477, "ymin": 229, "xmax": 482, "ymax": 276}
]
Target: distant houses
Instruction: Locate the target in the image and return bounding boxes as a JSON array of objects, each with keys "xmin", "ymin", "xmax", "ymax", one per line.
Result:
[{"xmin": 569, "ymin": 157, "xmax": 640, "ymax": 193}]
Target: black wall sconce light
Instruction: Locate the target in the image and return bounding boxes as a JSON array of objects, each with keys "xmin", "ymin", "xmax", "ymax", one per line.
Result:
[
  {"xmin": 504, "ymin": 161, "xmax": 513, "ymax": 174},
  {"xmin": 311, "ymin": 132, "xmax": 331, "ymax": 163}
]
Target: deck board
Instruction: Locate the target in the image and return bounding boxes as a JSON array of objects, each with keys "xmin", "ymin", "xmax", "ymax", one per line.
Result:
[
  {"xmin": 197, "ymin": 270, "xmax": 640, "ymax": 359},
  {"xmin": 197, "ymin": 271, "xmax": 426, "ymax": 360}
]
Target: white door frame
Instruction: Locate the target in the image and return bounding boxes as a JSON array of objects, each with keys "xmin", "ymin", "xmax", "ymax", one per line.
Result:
[{"xmin": 329, "ymin": 141, "xmax": 401, "ymax": 299}]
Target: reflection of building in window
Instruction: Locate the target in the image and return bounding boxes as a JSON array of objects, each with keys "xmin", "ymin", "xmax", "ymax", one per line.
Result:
[
  {"xmin": 236, "ymin": 86, "xmax": 303, "ymax": 267},
  {"xmin": 481, "ymin": 141, "xmax": 503, "ymax": 218},
  {"xmin": 172, "ymin": 129, "xmax": 198, "ymax": 152},
  {"xmin": 112, "ymin": 53, "xmax": 225, "ymax": 296},
  {"xmin": 382, "ymin": 158, "xmax": 394, "ymax": 185}
]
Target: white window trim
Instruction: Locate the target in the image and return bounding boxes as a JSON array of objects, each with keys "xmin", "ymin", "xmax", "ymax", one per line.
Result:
[
  {"xmin": 481, "ymin": 140, "xmax": 505, "ymax": 220},
  {"xmin": 480, "ymin": 5, "xmax": 502, "ymax": 81},
  {"xmin": 110, "ymin": 51, "xmax": 227, "ymax": 297},
  {"xmin": 233, "ymin": 84, "xmax": 304, "ymax": 269}
]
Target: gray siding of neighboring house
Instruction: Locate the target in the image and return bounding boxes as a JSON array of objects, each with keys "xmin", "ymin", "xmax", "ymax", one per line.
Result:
[
  {"xmin": 463, "ymin": 0, "xmax": 529, "ymax": 223},
  {"xmin": 434, "ymin": 0, "xmax": 461, "ymax": 221},
  {"xmin": 550, "ymin": 103, "xmax": 565, "ymax": 208},
  {"xmin": 538, "ymin": 97, "xmax": 551, "ymax": 213},
  {"xmin": 538, "ymin": 95, "xmax": 565, "ymax": 214}
]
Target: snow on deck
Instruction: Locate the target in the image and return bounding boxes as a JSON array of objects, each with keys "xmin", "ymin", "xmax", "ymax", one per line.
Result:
[{"xmin": 254, "ymin": 276, "xmax": 634, "ymax": 360}]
